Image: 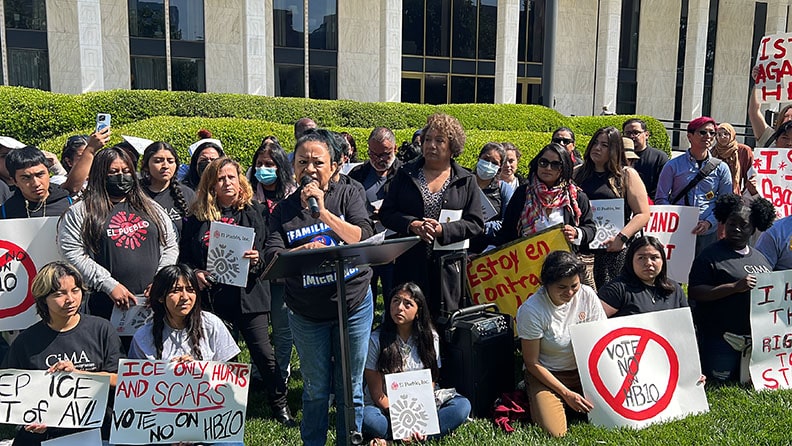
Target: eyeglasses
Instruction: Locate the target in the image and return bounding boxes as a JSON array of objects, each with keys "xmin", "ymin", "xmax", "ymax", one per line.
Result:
[
  {"xmin": 552, "ymin": 137, "xmax": 574, "ymax": 146},
  {"xmin": 370, "ymin": 150, "xmax": 394, "ymax": 160},
  {"xmin": 696, "ymin": 130, "xmax": 716, "ymax": 137},
  {"xmin": 538, "ymin": 158, "xmax": 563, "ymax": 171},
  {"xmin": 624, "ymin": 130, "xmax": 645, "ymax": 137}
]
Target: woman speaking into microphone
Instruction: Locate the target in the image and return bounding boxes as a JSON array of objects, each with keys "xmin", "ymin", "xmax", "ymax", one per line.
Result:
[{"xmin": 265, "ymin": 129, "xmax": 375, "ymax": 446}]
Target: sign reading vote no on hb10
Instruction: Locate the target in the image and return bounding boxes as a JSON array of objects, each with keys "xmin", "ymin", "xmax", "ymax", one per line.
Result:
[{"xmin": 570, "ymin": 308, "xmax": 709, "ymax": 429}]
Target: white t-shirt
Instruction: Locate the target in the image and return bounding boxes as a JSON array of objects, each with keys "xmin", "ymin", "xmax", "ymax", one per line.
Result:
[
  {"xmin": 129, "ymin": 311, "xmax": 241, "ymax": 362},
  {"xmin": 363, "ymin": 328, "xmax": 441, "ymax": 405},
  {"xmin": 516, "ymin": 284, "xmax": 605, "ymax": 371}
]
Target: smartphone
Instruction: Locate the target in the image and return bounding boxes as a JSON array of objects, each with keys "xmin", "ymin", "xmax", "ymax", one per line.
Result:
[{"xmin": 95, "ymin": 113, "xmax": 111, "ymax": 132}]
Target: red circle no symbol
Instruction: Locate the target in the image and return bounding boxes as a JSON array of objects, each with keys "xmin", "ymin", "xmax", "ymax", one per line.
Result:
[
  {"xmin": 588, "ymin": 327, "xmax": 679, "ymax": 421},
  {"xmin": 0, "ymin": 240, "xmax": 36, "ymax": 318}
]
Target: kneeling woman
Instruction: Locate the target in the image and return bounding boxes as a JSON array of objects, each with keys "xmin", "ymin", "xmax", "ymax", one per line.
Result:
[
  {"xmin": 1, "ymin": 262, "xmax": 124, "ymax": 445},
  {"xmin": 517, "ymin": 251, "xmax": 606, "ymax": 437},
  {"xmin": 363, "ymin": 283, "xmax": 470, "ymax": 443},
  {"xmin": 129, "ymin": 264, "xmax": 240, "ymax": 363}
]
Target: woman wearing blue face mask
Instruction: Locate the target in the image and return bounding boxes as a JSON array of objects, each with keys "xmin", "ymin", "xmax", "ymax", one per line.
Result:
[
  {"xmin": 470, "ymin": 142, "xmax": 514, "ymax": 253},
  {"xmin": 247, "ymin": 136, "xmax": 298, "ymax": 392}
]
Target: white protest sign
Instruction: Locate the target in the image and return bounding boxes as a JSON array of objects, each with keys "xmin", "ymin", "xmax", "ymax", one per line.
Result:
[
  {"xmin": 570, "ymin": 308, "xmax": 709, "ymax": 429},
  {"xmin": 753, "ymin": 147, "xmax": 792, "ymax": 218},
  {"xmin": 478, "ymin": 189, "xmax": 499, "ymax": 222},
  {"xmin": 341, "ymin": 162, "xmax": 363, "ymax": 175},
  {"xmin": 110, "ymin": 297, "xmax": 151, "ymax": 337},
  {"xmin": 753, "ymin": 33, "xmax": 792, "ymax": 103},
  {"xmin": 207, "ymin": 221, "xmax": 254, "ymax": 287},
  {"xmin": 110, "ymin": 359, "xmax": 250, "ymax": 444},
  {"xmin": 643, "ymin": 205, "xmax": 698, "ymax": 283},
  {"xmin": 750, "ymin": 270, "xmax": 792, "ymax": 390},
  {"xmin": 0, "ymin": 370, "xmax": 109, "ymax": 428},
  {"xmin": 384, "ymin": 369, "xmax": 439, "ymax": 439},
  {"xmin": 434, "ymin": 209, "xmax": 468, "ymax": 251},
  {"xmin": 589, "ymin": 199, "xmax": 624, "ymax": 249},
  {"xmin": 41, "ymin": 428, "xmax": 102, "ymax": 446},
  {"xmin": 0, "ymin": 217, "xmax": 61, "ymax": 331}
]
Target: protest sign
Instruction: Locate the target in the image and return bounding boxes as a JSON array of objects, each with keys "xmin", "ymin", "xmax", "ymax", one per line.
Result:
[
  {"xmin": 207, "ymin": 221, "xmax": 254, "ymax": 287},
  {"xmin": 753, "ymin": 147, "xmax": 792, "ymax": 218},
  {"xmin": 753, "ymin": 33, "xmax": 792, "ymax": 103},
  {"xmin": 385, "ymin": 369, "xmax": 439, "ymax": 439},
  {"xmin": 467, "ymin": 226, "xmax": 570, "ymax": 319},
  {"xmin": 110, "ymin": 359, "xmax": 250, "ymax": 444},
  {"xmin": 570, "ymin": 308, "xmax": 709, "ymax": 429},
  {"xmin": 41, "ymin": 428, "xmax": 102, "ymax": 446},
  {"xmin": 643, "ymin": 205, "xmax": 698, "ymax": 283},
  {"xmin": 0, "ymin": 217, "xmax": 61, "ymax": 331},
  {"xmin": 110, "ymin": 296, "xmax": 151, "ymax": 337},
  {"xmin": 589, "ymin": 199, "xmax": 624, "ymax": 249},
  {"xmin": 0, "ymin": 369, "xmax": 110, "ymax": 428},
  {"xmin": 750, "ymin": 270, "xmax": 792, "ymax": 390},
  {"xmin": 434, "ymin": 209, "xmax": 469, "ymax": 251}
]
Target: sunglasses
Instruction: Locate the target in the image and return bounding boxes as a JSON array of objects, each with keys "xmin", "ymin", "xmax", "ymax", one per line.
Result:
[
  {"xmin": 624, "ymin": 130, "xmax": 644, "ymax": 137},
  {"xmin": 538, "ymin": 158, "xmax": 563, "ymax": 171},
  {"xmin": 370, "ymin": 150, "xmax": 394, "ymax": 159},
  {"xmin": 696, "ymin": 130, "xmax": 716, "ymax": 137},
  {"xmin": 552, "ymin": 137, "xmax": 574, "ymax": 145}
]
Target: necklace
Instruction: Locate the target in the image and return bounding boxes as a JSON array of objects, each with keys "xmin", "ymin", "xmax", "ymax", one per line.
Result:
[{"xmin": 25, "ymin": 198, "xmax": 46, "ymax": 217}]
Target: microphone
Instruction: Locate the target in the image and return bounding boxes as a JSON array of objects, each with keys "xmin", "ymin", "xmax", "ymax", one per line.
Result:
[{"xmin": 301, "ymin": 175, "xmax": 321, "ymax": 218}]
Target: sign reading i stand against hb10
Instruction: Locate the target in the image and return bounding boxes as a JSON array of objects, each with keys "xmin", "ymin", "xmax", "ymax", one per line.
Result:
[
  {"xmin": 754, "ymin": 33, "xmax": 792, "ymax": 103},
  {"xmin": 753, "ymin": 148, "xmax": 792, "ymax": 218},
  {"xmin": 110, "ymin": 359, "xmax": 250, "ymax": 445},
  {"xmin": 0, "ymin": 369, "xmax": 110, "ymax": 428},
  {"xmin": 750, "ymin": 270, "xmax": 792, "ymax": 390}
]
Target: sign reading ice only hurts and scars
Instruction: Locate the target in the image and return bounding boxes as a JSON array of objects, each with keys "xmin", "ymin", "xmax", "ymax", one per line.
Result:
[
  {"xmin": 753, "ymin": 147, "xmax": 792, "ymax": 218},
  {"xmin": 570, "ymin": 308, "xmax": 709, "ymax": 429},
  {"xmin": 467, "ymin": 226, "xmax": 570, "ymax": 319},
  {"xmin": 750, "ymin": 270, "xmax": 792, "ymax": 390},
  {"xmin": 0, "ymin": 217, "xmax": 61, "ymax": 331},
  {"xmin": 110, "ymin": 359, "xmax": 250, "ymax": 444}
]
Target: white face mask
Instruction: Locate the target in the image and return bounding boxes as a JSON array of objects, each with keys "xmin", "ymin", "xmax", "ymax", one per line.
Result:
[{"xmin": 476, "ymin": 159, "xmax": 500, "ymax": 180}]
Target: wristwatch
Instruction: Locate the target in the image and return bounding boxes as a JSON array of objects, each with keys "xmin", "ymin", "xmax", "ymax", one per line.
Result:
[{"xmin": 617, "ymin": 232, "xmax": 629, "ymax": 244}]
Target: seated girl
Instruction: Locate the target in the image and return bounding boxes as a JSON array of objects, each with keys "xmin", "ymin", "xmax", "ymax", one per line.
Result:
[{"xmin": 363, "ymin": 283, "xmax": 470, "ymax": 445}]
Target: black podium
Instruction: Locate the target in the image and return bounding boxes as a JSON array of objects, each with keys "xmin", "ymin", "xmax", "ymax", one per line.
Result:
[{"xmin": 263, "ymin": 236, "xmax": 419, "ymax": 445}]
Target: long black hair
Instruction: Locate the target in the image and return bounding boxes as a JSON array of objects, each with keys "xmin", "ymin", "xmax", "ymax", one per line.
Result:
[
  {"xmin": 140, "ymin": 141, "xmax": 190, "ymax": 220},
  {"xmin": 148, "ymin": 264, "xmax": 204, "ymax": 360},
  {"xmin": 377, "ymin": 282, "xmax": 439, "ymax": 381},
  {"xmin": 247, "ymin": 136, "xmax": 297, "ymax": 202},
  {"xmin": 622, "ymin": 236, "xmax": 676, "ymax": 295},
  {"xmin": 527, "ymin": 143, "xmax": 575, "ymax": 186}
]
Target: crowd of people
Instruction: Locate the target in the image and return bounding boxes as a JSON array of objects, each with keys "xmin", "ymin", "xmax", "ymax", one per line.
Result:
[{"xmin": 0, "ymin": 99, "xmax": 790, "ymax": 445}]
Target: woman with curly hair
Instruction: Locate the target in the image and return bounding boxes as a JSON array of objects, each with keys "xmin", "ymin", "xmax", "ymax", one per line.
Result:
[
  {"xmin": 688, "ymin": 194, "xmax": 775, "ymax": 382},
  {"xmin": 381, "ymin": 113, "xmax": 484, "ymax": 320},
  {"xmin": 363, "ymin": 282, "xmax": 470, "ymax": 444},
  {"xmin": 129, "ymin": 264, "xmax": 239, "ymax": 362},
  {"xmin": 140, "ymin": 141, "xmax": 195, "ymax": 235},
  {"xmin": 573, "ymin": 126, "xmax": 650, "ymax": 290}
]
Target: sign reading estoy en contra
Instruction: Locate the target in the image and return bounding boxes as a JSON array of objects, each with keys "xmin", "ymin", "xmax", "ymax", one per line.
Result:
[
  {"xmin": 0, "ymin": 369, "xmax": 110, "ymax": 428},
  {"xmin": 466, "ymin": 226, "xmax": 570, "ymax": 319},
  {"xmin": 570, "ymin": 308, "xmax": 709, "ymax": 429},
  {"xmin": 110, "ymin": 359, "xmax": 250, "ymax": 445},
  {"xmin": 0, "ymin": 217, "xmax": 61, "ymax": 331},
  {"xmin": 750, "ymin": 270, "xmax": 792, "ymax": 390}
]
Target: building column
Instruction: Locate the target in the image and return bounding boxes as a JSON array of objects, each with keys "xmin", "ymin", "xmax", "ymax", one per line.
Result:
[
  {"xmin": 679, "ymin": 0, "xmax": 710, "ymax": 128},
  {"xmin": 634, "ymin": 1, "xmax": 679, "ymax": 120},
  {"xmin": 46, "ymin": 0, "xmax": 81, "ymax": 93},
  {"xmin": 337, "ymin": 0, "xmax": 381, "ymax": 101},
  {"xmin": 766, "ymin": 0, "xmax": 790, "ymax": 33},
  {"xmin": 244, "ymin": 0, "xmax": 273, "ymax": 95},
  {"xmin": 380, "ymin": 0, "xmax": 402, "ymax": 102},
  {"xmin": 593, "ymin": 0, "xmax": 622, "ymax": 115},
  {"xmin": 77, "ymin": 0, "xmax": 104, "ymax": 92},
  {"xmin": 494, "ymin": 0, "xmax": 519, "ymax": 104},
  {"xmin": 205, "ymin": 0, "xmax": 245, "ymax": 93},
  {"xmin": 100, "ymin": 0, "xmax": 131, "ymax": 90}
]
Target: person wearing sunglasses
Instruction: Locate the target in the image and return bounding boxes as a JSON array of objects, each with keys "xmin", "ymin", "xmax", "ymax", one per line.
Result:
[
  {"xmin": 495, "ymin": 143, "xmax": 595, "ymax": 252},
  {"xmin": 551, "ymin": 127, "xmax": 583, "ymax": 166},
  {"xmin": 655, "ymin": 116, "xmax": 733, "ymax": 256}
]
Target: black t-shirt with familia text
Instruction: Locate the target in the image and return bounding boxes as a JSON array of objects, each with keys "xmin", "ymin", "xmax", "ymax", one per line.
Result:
[
  {"xmin": 688, "ymin": 240, "xmax": 772, "ymax": 336},
  {"xmin": 96, "ymin": 201, "xmax": 162, "ymax": 295},
  {"xmin": 598, "ymin": 275, "xmax": 688, "ymax": 317},
  {"xmin": 144, "ymin": 183, "xmax": 195, "ymax": 234}
]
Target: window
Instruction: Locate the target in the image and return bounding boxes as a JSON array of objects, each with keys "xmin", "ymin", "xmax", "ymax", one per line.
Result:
[
  {"xmin": 273, "ymin": 0, "xmax": 338, "ymax": 98},
  {"xmin": 128, "ymin": 0, "xmax": 205, "ymax": 92},
  {"xmin": 616, "ymin": 0, "xmax": 640, "ymax": 114},
  {"xmin": 701, "ymin": 0, "xmax": 719, "ymax": 117},
  {"xmin": 402, "ymin": 0, "xmax": 497, "ymax": 104},
  {"xmin": 516, "ymin": 0, "xmax": 544, "ymax": 104},
  {"xmin": 4, "ymin": 0, "xmax": 49, "ymax": 89}
]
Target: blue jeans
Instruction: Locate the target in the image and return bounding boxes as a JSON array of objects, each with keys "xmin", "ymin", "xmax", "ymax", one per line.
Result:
[
  {"xmin": 289, "ymin": 288, "xmax": 373, "ymax": 446},
  {"xmin": 270, "ymin": 283, "xmax": 293, "ymax": 383},
  {"xmin": 362, "ymin": 395, "xmax": 471, "ymax": 440},
  {"xmin": 698, "ymin": 334, "xmax": 740, "ymax": 382}
]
